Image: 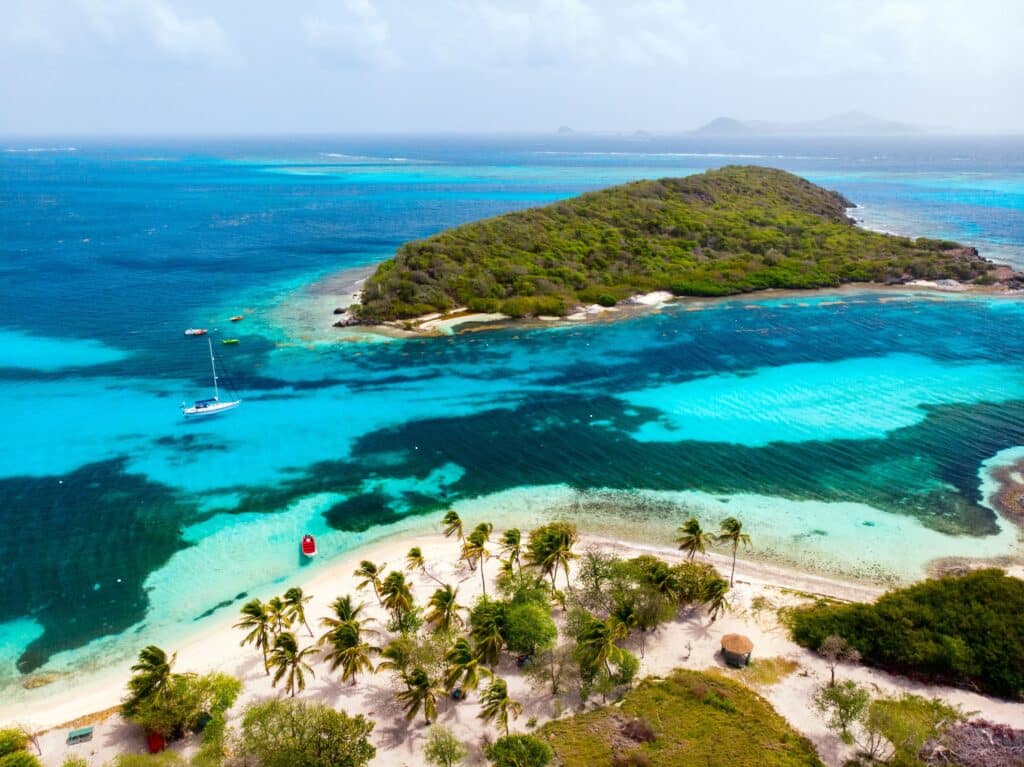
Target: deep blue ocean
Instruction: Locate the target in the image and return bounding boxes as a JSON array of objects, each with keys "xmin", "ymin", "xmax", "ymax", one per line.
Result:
[{"xmin": 2, "ymin": 135, "xmax": 1024, "ymax": 701}]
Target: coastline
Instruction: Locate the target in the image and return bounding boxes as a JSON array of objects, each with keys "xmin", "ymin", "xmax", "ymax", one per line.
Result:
[
  {"xmin": 285, "ymin": 261, "xmax": 1024, "ymax": 344},
  {"xmin": 6, "ymin": 469, "xmax": 1021, "ymax": 730},
  {"xmin": 15, "ymin": 526, "xmax": 1024, "ymax": 767}
]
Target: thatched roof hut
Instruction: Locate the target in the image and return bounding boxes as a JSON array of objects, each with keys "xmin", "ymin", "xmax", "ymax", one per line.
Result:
[{"xmin": 721, "ymin": 633, "xmax": 753, "ymax": 667}]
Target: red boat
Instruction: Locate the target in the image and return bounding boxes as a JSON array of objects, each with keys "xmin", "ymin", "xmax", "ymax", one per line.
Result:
[{"xmin": 301, "ymin": 534, "xmax": 317, "ymax": 557}]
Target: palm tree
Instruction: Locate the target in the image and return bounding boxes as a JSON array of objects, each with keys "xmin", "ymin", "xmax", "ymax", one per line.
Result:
[
  {"xmin": 425, "ymin": 583, "xmax": 463, "ymax": 633},
  {"xmin": 406, "ymin": 546, "xmax": 425, "ymax": 572},
  {"xmin": 376, "ymin": 637, "xmax": 413, "ymax": 675},
  {"xmin": 717, "ymin": 517, "xmax": 751, "ymax": 587},
  {"xmin": 283, "ymin": 587, "xmax": 314, "ymax": 637},
  {"xmin": 461, "ymin": 525, "xmax": 491, "ymax": 594},
  {"xmin": 470, "ymin": 601, "xmax": 505, "ymax": 667},
  {"xmin": 321, "ymin": 594, "xmax": 369, "ymax": 630},
  {"xmin": 380, "ymin": 570, "xmax": 415, "ymax": 625},
  {"xmin": 354, "ymin": 560, "xmax": 387, "ymax": 606},
  {"xmin": 235, "ymin": 599, "xmax": 273, "ymax": 673},
  {"xmin": 526, "ymin": 521, "xmax": 578, "ymax": 590},
  {"xmin": 478, "ymin": 677, "xmax": 522, "ymax": 737},
  {"xmin": 443, "ymin": 637, "xmax": 492, "ymax": 696},
  {"xmin": 321, "ymin": 622, "xmax": 376, "ymax": 685},
  {"xmin": 266, "ymin": 595, "xmax": 290, "ymax": 634},
  {"xmin": 269, "ymin": 631, "xmax": 316, "ymax": 697},
  {"xmin": 125, "ymin": 645, "xmax": 179, "ymax": 707},
  {"xmin": 406, "ymin": 546, "xmax": 444, "ymax": 586},
  {"xmin": 676, "ymin": 517, "xmax": 713, "ymax": 561},
  {"xmin": 577, "ymin": 616, "xmax": 627, "ymax": 677},
  {"xmin": 397, "ymin": 667, "xmax": 441, "ymax": 725},
  {"xmin": 441, "ymin": 509, "xmax": 463, "ymax": 541},
  {"xmin": 499, "ymin": 528, "xmax": 522, "ymax": 572},
  {"xmin": 703, "ymin": 578, "xmax": 731, "ymax": 623},
  {"xmin": 318, "ymin": 595, "xmax": 374, "ymax": 674}
]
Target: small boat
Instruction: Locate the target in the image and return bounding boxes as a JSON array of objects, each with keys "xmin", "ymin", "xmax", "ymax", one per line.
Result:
[
  {"xmin": 184, "ymin": 328, "xmax": 208, "ymax": 336},
  {"xmin": 230, "ymin": 315, "xmax": 244, "ymax": 322},
  {"xmin": 181, "ymin": 338, "xmax": 241, "ymax": 418},
  {"xmin": 301, "ymin": 534, "xmax": 317, "ymax": 558},
  {"xmin": 221, "ymin": 338, "xmax": 239, "ymax": 345}
]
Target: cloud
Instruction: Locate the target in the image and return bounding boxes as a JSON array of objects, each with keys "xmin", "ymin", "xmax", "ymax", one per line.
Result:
[
  {"xmin": 1, "ymin": 0, "xmax": 233, "ymax": 62},
  {"xmin": 302, "ymin": 0, "xmax": 398, "ymax": 69}
]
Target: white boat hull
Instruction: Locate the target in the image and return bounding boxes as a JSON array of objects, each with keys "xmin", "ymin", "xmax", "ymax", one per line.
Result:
[{"xmin": 182, "ymin": 399, "xmax": 241, "ymax": 418}]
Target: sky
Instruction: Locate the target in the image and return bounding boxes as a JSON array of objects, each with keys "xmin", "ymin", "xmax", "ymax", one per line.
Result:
[{"xmin": 1, "ymin": 0, "xmax": 1022, "ymax": 135}]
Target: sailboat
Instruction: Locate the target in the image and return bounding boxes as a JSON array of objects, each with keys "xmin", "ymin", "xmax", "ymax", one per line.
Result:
[{"xmin": 181, "ymin": 337, "xmax": 242, "ymax": 418}]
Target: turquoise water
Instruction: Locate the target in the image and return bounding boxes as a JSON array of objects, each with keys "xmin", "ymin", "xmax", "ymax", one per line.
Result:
[{"xmin": 1, "ymin": 136, "xmax": 1024, "ymax": 698}]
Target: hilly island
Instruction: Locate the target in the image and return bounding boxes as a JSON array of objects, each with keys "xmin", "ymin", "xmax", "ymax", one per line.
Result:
[{"xmin": 352, "ymin": 166, "xmax": 1008, "ymax": 323}]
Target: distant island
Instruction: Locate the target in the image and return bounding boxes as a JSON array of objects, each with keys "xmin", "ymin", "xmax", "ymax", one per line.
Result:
[
  {"xmin": 351, "ymin": 166, "xmax": 1007, "ymax": 323},
  {"xmin": 693, "ymin": 111, "xmax": 925, "ymax": 136}
]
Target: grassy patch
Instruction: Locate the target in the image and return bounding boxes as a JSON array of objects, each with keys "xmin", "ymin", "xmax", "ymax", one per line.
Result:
[
  {"xmin": 538, "ymin": 669, "xmax": 822, "ymax": 766},
  {"xmin": 727, "ymin": 657, "xmax": 800, "ymax": 688}
]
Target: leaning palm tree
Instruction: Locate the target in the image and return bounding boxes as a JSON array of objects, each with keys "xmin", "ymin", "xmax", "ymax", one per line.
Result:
[
  {"xmin": 478, "ymin": 677, "xmax": 522, "ymax": 737},
  {"xmin": 397, "ymin": 667, "xmax": 441, "ymax": 725},
  {"xmin": 444, "ymin": 636, "xmax": 492, "ymax": 696},
  {"xmin": 380, "ymin": 570, "xmax": 415, "ymax": 625},
  {"xmin": 266, "ymin": 595, "xmax": 290, "ymax": 634},
  {"xmin": 676, "ymin": 517, "xmax": 713, "ymax": 561},
  {"xmin": 441, "ymin": 509, "xmax": 464, "ymax": 541},
  {"xmin": 376, "ymin": 637, "xmax": 413, "ymax": 675},
  {"xmin": 499, "ymin": 528, "xmax": 522, "ymax": 572},
  {"xmin": 354, "ymin": 560, "xmax": 387, "ymax": 606},
  {"xmin": 125, "ymin": 645, "xmax": 179, "ymax": 707},
  {"xmin": 321, "ymin": 623, "xmax": 376, "ymax": 686},
  {"xmin": 406, "ymin": 546, "xmax": 445, "ymax": 586},
  {"xmin": 269, "ymin": 631, "xmax": 316, "ymax": 698},
  {"xmin": 717, "ymin": 517, "xmax": 751, "ymax": 587},
  {"xmin": 526, "ymin": 521, "xmax": 578, "ymax": 590},
  {"xmin": 234, "ymin": 599, "xmax": 273, "ymax": 673},
  {"xmin": 461, "ymin": 526, "xmax": 491, "ymax": 594},
  {"xmin": 703, "ymin": 578, "xmax": 731, "ymax": 623},
  {"xmin": 405, "ymin": 546, "xmax": 425, "ymax": 572},
  {"xmin": 425, "ymin": 583, "xmax": 463, "ymax": 633},
  {"xmin": 283, "ymin": 587, "xmax": 314, "ymax": 637}
]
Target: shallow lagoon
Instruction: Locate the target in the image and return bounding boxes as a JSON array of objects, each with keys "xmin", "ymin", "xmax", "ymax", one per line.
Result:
[{"xmin": 2, "ymin": 135, "xmax": 1024, "ymax": 700}]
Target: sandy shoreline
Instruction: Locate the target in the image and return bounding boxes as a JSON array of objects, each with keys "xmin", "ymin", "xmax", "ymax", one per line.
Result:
[
  {"xmin": 277, "ymin": 260, "xmax": 1024, "ymax": 345},
  {"xmin": 13, "ymin": 525, "xmax": 1023, "ymax": 767}
]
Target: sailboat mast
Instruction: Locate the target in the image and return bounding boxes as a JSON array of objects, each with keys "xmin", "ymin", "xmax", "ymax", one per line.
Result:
[{"xmin": 208, "ymin": 336, "xmax": 219, "ymax": 400}]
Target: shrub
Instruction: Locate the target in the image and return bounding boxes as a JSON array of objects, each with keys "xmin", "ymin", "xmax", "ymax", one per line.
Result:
[
  {"xmin": 485, "ymin": 734, "xmax": 553, "ymax": 767},
  {"xmin": 106, "ymin": 755, "xmax": 186, "ymax": 767},
  {"xmin": 0, "ymin": 731, "xmax": 27, "ymax": 759},
  {"xmin": 789, "ymin": 569, "xmax": 1024, "ymax": 699},
  {"xmin": 423, "ymin": 725, "xmax": 467, "ymax": 767},
  {"xmin": 0, "ymin": 753, "xmax": 41, "ymax": 767},
  {"xmin": 238, "ymin": 699, "xmax": 375, "ymax": 767},
  {"xmin": 61, "ymin": 758, "xmax": 88, "ymax": 767},
  {"xmin": 504, "ymin": 602, "xmax": 558, "ymax": 656},
  {"xmin": 596, "ymin": 294, "xmax": 616, "ymax": 307}
]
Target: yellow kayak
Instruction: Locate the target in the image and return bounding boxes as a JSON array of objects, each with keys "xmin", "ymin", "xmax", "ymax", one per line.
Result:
[{"xmin": 221, "ymin": 338, "xmax": 239, "ymax": 345}]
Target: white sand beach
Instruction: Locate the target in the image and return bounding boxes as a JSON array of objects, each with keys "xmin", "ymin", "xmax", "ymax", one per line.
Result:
[{"xmin": 15, "ymin": 528, "xmax": 1024, "ymax": 767}]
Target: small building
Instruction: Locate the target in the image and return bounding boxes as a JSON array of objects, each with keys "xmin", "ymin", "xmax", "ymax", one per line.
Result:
[{"xmin": 721, "ymin": 633, "xmax": 753, "ymax": 667}]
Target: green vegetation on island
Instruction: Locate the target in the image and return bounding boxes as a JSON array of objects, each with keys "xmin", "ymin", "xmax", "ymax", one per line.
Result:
[
  {"xmin": 789, "ymin": 568, "xmax": 1024, "ymax": 699},
  {"xmin": 355, "ymin": 166, "xmax": 996, "ymax": 321},
  {"xmin": 538, "ymin": 669, "xmax": 822, "ymax": 767}
]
